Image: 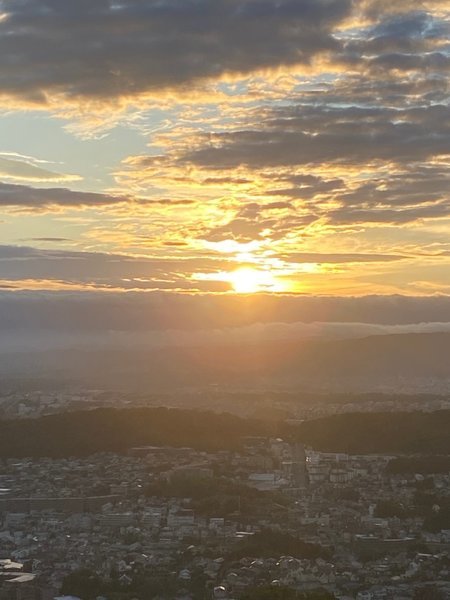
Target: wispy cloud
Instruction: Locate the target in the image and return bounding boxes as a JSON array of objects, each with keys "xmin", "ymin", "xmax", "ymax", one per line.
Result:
[{"xmin": 0, "ymin": 154, "xmax": 81, "ymax": 182}]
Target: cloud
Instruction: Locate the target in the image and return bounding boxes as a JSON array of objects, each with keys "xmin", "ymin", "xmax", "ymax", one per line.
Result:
[
  {"xmin": 360, "ymin": 0, "xmax": 449, "ymax": 21},
  {"xmin": 0, "ymin": 154, "xmax": 81, "ymax": 182},
  {"xmin": 0, "ymin": 182, "xmax": 195, "ymax": 211},
  {"xmin": 182, "ymin": 103, "xmax": 450, "ymax": 169},
  {"xmin": 0, "ymin": 244, "xmax": 432, "ymax": 295},
  {"xmin": 118, "ymin": 96, "xmax": 450, "ymax": 231},
  {"xmin": 22, "ymin": 237, "xmax": 72, "ymax": 243},
  {"xmin": 328, "ymin": 202, "xmax": 450, "ymax": 225},
  {"xmin": 0, "ymin": 0, "xmax": 352, "ymax": 107},
  {"xmin": 281, "ymin": 253, "xmax": 406, "ymax": 264},
  {"xmin": 1, "ymin": 0, "xmax": 446, "ymax": 114},
  {"xmin": 0, "ymin": 244, "xmax": 240, "ymax": 290},
  {"xmin": 0, "ymin": 182, "xmax": 129, "ymax": 210},
  {"xmin": 1, "ymin": 0, "xmax": 449, "ymax": 300},
  {"xmin": 2, "ymin": 291, "xmax": 450, "ymax": 336}
]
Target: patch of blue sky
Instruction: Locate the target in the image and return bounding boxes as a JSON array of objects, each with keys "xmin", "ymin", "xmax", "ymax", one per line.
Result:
[{"xmin": 0, "ymin": 111, "xmax": 149, "ymax": 193}]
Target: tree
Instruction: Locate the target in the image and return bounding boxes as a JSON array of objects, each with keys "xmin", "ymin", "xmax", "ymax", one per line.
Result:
[
  {"xmin": 413, "ymin": 585, "xmax": 445, "ymax": 600},
  {"xmin": 241, "ymin": 588, "xmax": 335, "ymax": 600},
  {"xmin": 60, "ymin": 569, "xmax": 104, "ymax": 600}
]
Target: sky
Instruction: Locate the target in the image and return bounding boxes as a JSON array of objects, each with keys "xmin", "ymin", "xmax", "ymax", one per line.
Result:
[{"xmin": 0, "ymin": 0, "xmax": 450, "ymax": 341}]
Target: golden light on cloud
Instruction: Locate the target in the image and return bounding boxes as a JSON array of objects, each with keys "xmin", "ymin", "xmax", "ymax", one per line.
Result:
[
  {"xmin": 1, "ymin": 0, "xmax": 448, "ymax": 298},
  {"xmin": 203, "ymin": 240, "xmax": 263, "ymax": 255}
]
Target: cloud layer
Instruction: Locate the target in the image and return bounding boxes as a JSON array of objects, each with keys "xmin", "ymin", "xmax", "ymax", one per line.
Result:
[
  {"xmin": 0, "ymin": 182, "xmax": 129, "ymax": 210},
  {"xmin": 0, "ymin": 0, "xmax": 449, "ymax": 297},
  {"xmin": 0, "ymin": 0, "xmax": 352, "ymax": 105},
  {"xmin": 2, "ymin": 291, "xmax": 450, "ymax": 336}
]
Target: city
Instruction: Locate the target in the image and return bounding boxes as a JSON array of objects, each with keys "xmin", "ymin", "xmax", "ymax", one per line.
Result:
[
  {"xmin": 0, "ymin": 408, "xmax": 449, "ymax": 599},
  {"xmin": 1, "ymin": 0, "xmax": 449, "ymax": 598}
]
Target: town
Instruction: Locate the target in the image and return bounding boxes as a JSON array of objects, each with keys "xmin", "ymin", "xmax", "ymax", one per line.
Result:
[
  {"xmin": 0, "ymin": 433, "xmax": 449, "ymax": 599},
  {"xmin": 1, "ymin": 389, "xmax": 449, "ymax": 422}
]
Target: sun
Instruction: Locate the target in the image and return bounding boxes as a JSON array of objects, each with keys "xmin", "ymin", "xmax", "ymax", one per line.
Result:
[
  {"xmin": 193, "ymin": 265, "xmax": 288, "ymax": 293},
  {"xmin": 228, "ymin": 267, "xmax": 280, "ymax": 293}
]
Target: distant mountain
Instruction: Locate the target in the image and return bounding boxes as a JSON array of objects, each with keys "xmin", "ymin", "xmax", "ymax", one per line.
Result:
[{"xmin": 1, "ymin": 332, "xmax": 450, "ymax": 392}]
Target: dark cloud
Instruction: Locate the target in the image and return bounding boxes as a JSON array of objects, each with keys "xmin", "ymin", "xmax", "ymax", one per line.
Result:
[
  {"xmin": 369, "ymin": 10, "xmax": 432, "ymax": 39},
  {"xmin": 310, "ymin": 75, "xmax": 449, "ymax": 110},
  {"xmin": 338, "ymin": 166, "xmax": 450, "ymax": 208},
  {"xmin": 2, "ymin": 291, "xmax": 450, "ymax": 334},
  {"xmin": 0, "ymin": 0, "xmax": 352, "ymax": 103},
  {"xmin": 23, "ymin": 237, "xmax": 73, "ymax": 243},
  {"xmin": 369, "ymin": 51, "xmax": 450, "ymax": 72},
  {"xmin": 351, "ymin": 11, "xmax": 449, "ymax": 54},
  {"xmin": 325, "ymin": 165, "xmax": 450, "ymax": 224},
  {"xmin": 0, "ymin": 182, "xmax": 195, "ymax": 210},
  {"xmin": 268, "ymin": 176, "xmax": 345, "ymax": 200},
  {"xmin": 337, "ymin": 10, "xmax": 450, "ymax": 77},
  {"xmin": 1, "ymin": 0, "xmax": 446, "ymax": 108},
  {"xmin": 281, "ymin": 253, "xmax": 406, "ymax": 264},
  {"xmin": 0, "ymin": 245, "xmax": 237, "ymax": 288},
  {"xmin": 328, "ymin": 202, "xmax": 450, "ymax": 225},
  {"xmin": 182, "ymin": 103, "xmax": 450, "ymax": 169},
  {"xmin": 0, "ymin": 182, "xmax": 129, "ymax": 209},
  {"xmin": 360, "ymin": 0, "xmax": 448, "ymax": 21}
]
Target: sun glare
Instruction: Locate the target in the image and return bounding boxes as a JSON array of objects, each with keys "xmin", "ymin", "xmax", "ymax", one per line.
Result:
[
  {"xmin": 228, "ymin": 267, "xmax": 280, "ymax": 293},
  {"xmin": 194, "ymin": 265, "xmax": 288, "ymax": 293}
]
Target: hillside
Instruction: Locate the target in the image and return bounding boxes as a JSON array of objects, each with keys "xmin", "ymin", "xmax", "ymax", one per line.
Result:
[
  {"xmin": 1, "ymin": 332, "xmax": 450, "ymax": 392},
  {"xmin": 0, "ymin": 407, "xmax": 448, "ymax": 458},
  {"xmin": 295, "ymin": 410, "xmax": 450, "ymax": 455}
]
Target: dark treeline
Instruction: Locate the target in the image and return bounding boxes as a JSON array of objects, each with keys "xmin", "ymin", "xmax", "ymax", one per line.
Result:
[
  {"xmin": 0, "ymin": 407, "xmax": 278, "ymax": 458},
  {"xmin": 241, "ymin": 587, "xmax": 336, "ymax": 600},
  {"xmin": 61, "ymin": 569, "xmax": 335, "ymax": 600},
  {"xmin": 0, "ymin": 408, "xmax": 449, "ymax": 458},
  {"xmin": 230, "ymin": 530, "xmax": 331, "ymax": 561},
  {"xmin": 61, "ymin": 568, "xmax": 181, "ymax": 600},
  {"xmin": 145, "ymin": 476, "xmax": 292, "ymax": 517},
  {"xmin": 295, "ymin": 410, "xmax": 450, "ymax": 455},
  {"xmin": 374, "ymin": 496, "xmax": 450, "ymax": 533},
  {"xmin": 386, "ymin": 456, "xmax": 450, "ymax": 474}
]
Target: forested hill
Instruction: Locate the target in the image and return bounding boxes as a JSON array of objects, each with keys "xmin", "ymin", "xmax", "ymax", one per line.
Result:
[
  {"xmin": 295, "ymin": 410, "xmax": 450, "ymax": 455},
  {"xmin": 0, "ymin": 408, "xmax": 277, "ymax": 458},
  {"xmin": 0, "ymin": 407, "xmax": 449, "ymax": 458}
]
